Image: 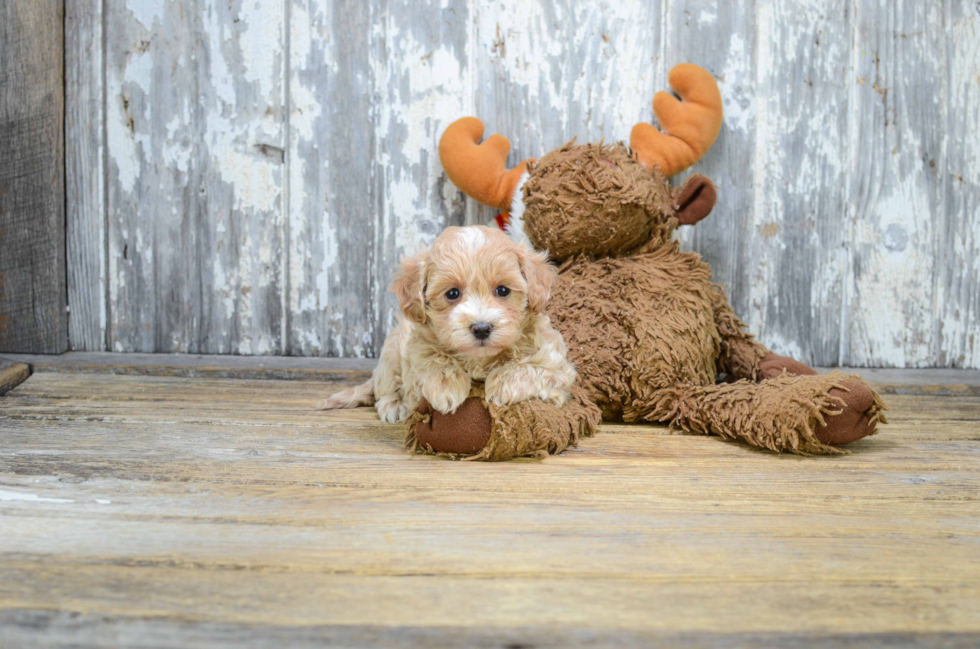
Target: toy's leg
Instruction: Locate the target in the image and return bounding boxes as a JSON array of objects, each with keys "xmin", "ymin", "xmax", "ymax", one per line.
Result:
[
  {"xmin": 406, "ymin": 384, "xmax": 601, "ymax": 461},
  {"xmin": 645, "ymin": 372, "xmax": 888, "ymax": 454},
  {"xmin": 711, "ymin": 284, "xmax": 850, "ymax": 382},
  {"xmin": 708, "ymin": 284, "xmax": 885, "ymax": 446}
]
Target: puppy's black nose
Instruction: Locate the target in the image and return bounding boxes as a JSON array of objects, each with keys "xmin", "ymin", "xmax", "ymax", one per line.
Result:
[{"xmin": 470, "ymin": 322, "xmax": 493, "ymax": 340}]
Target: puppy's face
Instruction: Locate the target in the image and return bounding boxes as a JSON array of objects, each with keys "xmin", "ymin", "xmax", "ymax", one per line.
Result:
[{"xmin": 393, "ymin": 226, "xmax": 556, "ymax": 358}]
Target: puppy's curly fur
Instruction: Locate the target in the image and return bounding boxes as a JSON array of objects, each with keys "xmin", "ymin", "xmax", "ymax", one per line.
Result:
[{"xmin": 318, "ymin": 226, "xmax": 576, "ymax": 423}]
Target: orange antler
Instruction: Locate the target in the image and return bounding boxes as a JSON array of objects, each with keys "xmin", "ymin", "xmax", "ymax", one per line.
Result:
[
  {"xmin": 438, "ymin": 117, "xmax": 532, "ymax": 210},
  {"xmin": 630, "ymin": 64, "xmax": 723, "ymax": 178}
]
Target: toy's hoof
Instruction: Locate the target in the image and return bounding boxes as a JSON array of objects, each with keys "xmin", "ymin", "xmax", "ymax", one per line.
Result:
[
  {"xmin": 415, "ymin": 397, "xmax": 492, "ymax": 455},
  {"xmin": 759, "ymin": 353, "xmax": 818, "ymax": 380},
  {"xmin": 817, "ymin": 380, "xmax": 877, "ymax": 445}
]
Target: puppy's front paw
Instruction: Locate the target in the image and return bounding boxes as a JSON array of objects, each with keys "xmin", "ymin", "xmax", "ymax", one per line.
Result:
[
  {"xmin": 375, "ymin": 396, "xmax": 408, "ymax": 424},
  {"xmin": 423, "ymin": 389, "xmax": 469, "ymax": 415},
  {"xmin": 485, "ymin": 370, "xmax": 570, "ymax": 407},
  {"xmin": 421, "ymin": 376, "xmax": 470, "ymax": 415},
  {"xmin": 485, "ymin": 370, "xmax": 535, "ymax": 406},
  {"xmin": 540, "ymin": 388, "xmax": 570, "ymax": 407},
  {"xmin": 485, "ymin": 383, "xmax": 534, "ymax": 406}
]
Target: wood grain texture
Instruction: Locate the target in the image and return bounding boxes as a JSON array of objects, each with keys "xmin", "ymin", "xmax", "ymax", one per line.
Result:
[
  {"xmin": 473, "ymin": 0, "xmax": 664, "ymax": 229},
  {"xmin": 0, "ymin": 0, "xmax": 67, "ymax": 354},
  {"xmin": 104, "ymin": 0, "xmax": 285, "ymax": 354},
  {"xmin": 940, "ymin": 1, "xmax": 980, "ymax": 368},
  {"xmin": 0, "ymin": 358, "xmax": 30, "ymax": 395},
  {"xmin": 0, "ymin": 351, "xmax": 376, "ymax": 382},
  {"xmin": 3, "ymin": 613, "xmax": 973, "ymax": 649},
  {"xmin": 0, "ymin": 371, "xmax": 978, "ymax": 644},
  {"xmin": 5, "ymin": 352, "xmax": 980, "ymax": 395},
  {"xmin": 372, "ymin": 0, "xmax": 472, "ymax": 349},
  {"xmin": 66, "ymin": 0, "xmax": 107, "ymax": 351},
  {"xmin": 64, "ymin": 0, "xmax": 979, "ymax": 366},
  {"xmin": 845, "ymin": 0, "xmax": 947, "ymax": 368},
  {"xmin": 287, "ymin": 0, "xmax": 377, "ymax": 357},
  {"xmin": 665, "ymin": 3, "xmax": 757, "ymax": 327},
  {"xmin": 746, "ymin": 0, "xmax": 852, "ymax": 366}
]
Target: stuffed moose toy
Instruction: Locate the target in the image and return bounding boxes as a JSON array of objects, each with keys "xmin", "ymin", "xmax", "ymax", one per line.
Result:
[{"xmin": 407, "ymin": 63, "xmax": 887, "ymax": 460}]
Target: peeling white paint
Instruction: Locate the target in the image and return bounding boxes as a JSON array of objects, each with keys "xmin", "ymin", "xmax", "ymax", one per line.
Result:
[
  {"xmin": 938, "ymin": 5, "xmax": 980, "ymax": 368},
  {"xmin": 697, "ymin": 8, "xmax": 718, "ymax": 26},
  {"xmin": 127, "ymin": 1, "xmax": 165, "ymax": 31},
  {"xmin": 845, "ymin": 0, "xmax": 949, "ymax": 368},
  {"xmin": 102, "ymin": 0, "xmax": 287, "ymax": 354},
  {"xmin": 720, "ymin": 32, "xmax": 753, "ymax": 135},
  {"xmin": 0, "ymin": 490, "xmax": 75, "ymax": 504},
  {"xmin": 78, "ymin": 0, "xmax": 978, "ymax": 366},
  {"xmin": 236, "ymin": 2, "xmax": 283, "ymax": 93}
]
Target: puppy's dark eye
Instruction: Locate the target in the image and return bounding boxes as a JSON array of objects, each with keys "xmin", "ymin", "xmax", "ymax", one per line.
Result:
[
  {"xmin": 446, "ymin": 288, "xmax": 460, "ymax": 301},
  {"xmin": 495, "ymin": 286, "xmax": 510, "ymax": 297}
]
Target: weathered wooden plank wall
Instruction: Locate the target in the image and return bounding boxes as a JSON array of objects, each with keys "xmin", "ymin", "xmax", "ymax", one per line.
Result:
[
  {"xmin": 943, "ymin": 0, "xmax": 980, "ymax": 368},
  {"xmin": 65, "ymin": 0, "xmax": 980, "ymax": 367},
  {"xmin": 0, "ymin": 0, "xmax": 67, "ymax": 353},
  {"xmin": 66, "ymin": 0, "xmax": 106, "ymax": 352}
]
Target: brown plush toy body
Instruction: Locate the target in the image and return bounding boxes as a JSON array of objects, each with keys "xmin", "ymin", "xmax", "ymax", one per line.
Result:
[{"xmin": 414, "ymin": 64, "xmax": 886, "ymax": 459}]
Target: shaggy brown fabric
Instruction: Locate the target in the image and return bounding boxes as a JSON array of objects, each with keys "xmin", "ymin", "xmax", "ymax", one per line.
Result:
[
  {"xmin": 755, "ymin": 354, "xmax": 882, "ymax": 446},
  {"xmin": 522, "ymin": 142, "xmax": 675, "ymax": 260},
  {"xmin": 424, "ymin": 123, "xmax": 888, "ymax": 457},
  {"xmin": 515, "ymin": 142, "xmax": 889, "ymax": 454},
  {"xmin": 406, "ymin": 383, "xmax": 601, "ymax": 461},
  {"xmin": 713, "ymin": 289, "xmax": 771, "ymax": 382},
  {"xmin": 649, "ymin": 372, "xmax": 888, "ymax": 455},
  {"xmin": 541, "ymin": 242, "xmax": 889, "ymax": 454},
  {"xmin": 547, "ymin": 242, "xmax": 723, "ymax": 419},
  {"xmin": 434, "ymin": 65, "xmax": 888, "ymax": 456}
]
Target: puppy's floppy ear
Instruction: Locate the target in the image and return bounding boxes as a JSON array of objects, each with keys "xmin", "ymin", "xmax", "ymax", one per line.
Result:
[
  {"xmin": 520, "ymin": 248, "xmax": 558, "ymax": 314},
  {"xmin": 391, "ymin": 249, "xmax": 428, "ymax": 324}
]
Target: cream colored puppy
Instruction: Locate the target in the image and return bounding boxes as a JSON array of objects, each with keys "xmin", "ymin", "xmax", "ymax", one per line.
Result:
[{"xmin": 317, "ymin": 225, "xmax": 576, "ymax": 423}]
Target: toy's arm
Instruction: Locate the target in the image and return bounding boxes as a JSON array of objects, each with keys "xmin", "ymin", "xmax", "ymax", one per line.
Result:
[
  {"xmin": 711, "ymin": 285, "xmax": 830, "ymax": 382},
  {"xmin": 408, "ymin": 383, "xmax": 601, "ymax": 461},
  {"xmin": 710, "ymin": 284, "xmax": 770, "ymax": 381}
]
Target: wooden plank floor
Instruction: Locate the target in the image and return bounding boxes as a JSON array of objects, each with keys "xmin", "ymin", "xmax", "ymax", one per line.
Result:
[{"xmin": 1, "ymin": 357, "xmax": 978, "ymax": 647}]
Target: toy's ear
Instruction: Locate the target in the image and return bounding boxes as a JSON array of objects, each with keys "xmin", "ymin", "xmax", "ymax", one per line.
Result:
[
  {"xmin": 673, "ymin": 174, "xmax": 717, "ymax": 226},
  {"xmin": 520, "ymin": 248, "xmax": 558, "ymax": 314},
  {"xmin": 391, "ymin": 250, "xmax": 428, "ymax": 324}
]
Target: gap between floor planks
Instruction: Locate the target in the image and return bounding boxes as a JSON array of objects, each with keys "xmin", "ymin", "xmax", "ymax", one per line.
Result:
[{"xmin": 2, "ymin": 352, "xmax": 979, "ymax": 395}]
